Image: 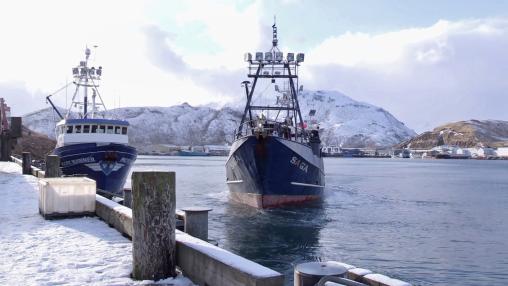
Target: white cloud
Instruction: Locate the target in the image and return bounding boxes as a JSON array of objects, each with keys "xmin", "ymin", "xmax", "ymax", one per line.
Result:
[{"xmin": 304, "ymin": 19, "xmax": 508, "ymax": 131}]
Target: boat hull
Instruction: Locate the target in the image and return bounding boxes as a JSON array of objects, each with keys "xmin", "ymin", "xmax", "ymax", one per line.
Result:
[
  {"xmin": 53, "ymin": 143, "xmax": 137, "ymax": 194},
  {"xmin": 226, "ymin": 135, "xmax": 325, "ymax": 208}
]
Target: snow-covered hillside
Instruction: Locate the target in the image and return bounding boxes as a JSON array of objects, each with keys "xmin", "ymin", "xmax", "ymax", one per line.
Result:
[
  {"xmin": 298, "ymin": 90, "xmax": 416, "ymax": 147},
  {"xmin": 23, "ymin": 90, "xmax": 415, "ymax": 148}
]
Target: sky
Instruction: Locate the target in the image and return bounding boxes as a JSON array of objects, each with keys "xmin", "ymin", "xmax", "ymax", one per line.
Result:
[{"xmin": 1, "ymin": 0, "xmax": 508, "ymax": 132}]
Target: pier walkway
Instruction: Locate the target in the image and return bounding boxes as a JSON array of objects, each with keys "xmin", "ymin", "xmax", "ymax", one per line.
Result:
[{"xmin": 0, "ymin": 162, "xmax": 194, "ymax": 285}]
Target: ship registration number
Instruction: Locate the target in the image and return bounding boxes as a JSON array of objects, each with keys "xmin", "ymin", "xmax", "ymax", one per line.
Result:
[{"xmin": 290, "ymin": 156, "xmax": 308, "ymax": 173}]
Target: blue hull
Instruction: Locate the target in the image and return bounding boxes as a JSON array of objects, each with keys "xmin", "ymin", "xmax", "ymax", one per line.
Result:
[
  {"xmin": 226, "ymin": 135, "xmax": 325, "ymax": 208},
  {"xmin": 53, "ymin": 143, "xmax": 137, "ymax": 194}
]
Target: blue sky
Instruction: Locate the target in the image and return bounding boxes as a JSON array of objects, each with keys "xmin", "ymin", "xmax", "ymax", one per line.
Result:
[{"xmin": 0, "ymin": 0, "xmax": 507, "ymax": 131}]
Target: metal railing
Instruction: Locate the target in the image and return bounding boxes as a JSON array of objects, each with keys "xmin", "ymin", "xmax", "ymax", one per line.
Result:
[{"xmin": 235, "ymin": 119, "xmax": 308, "ymax": 143}]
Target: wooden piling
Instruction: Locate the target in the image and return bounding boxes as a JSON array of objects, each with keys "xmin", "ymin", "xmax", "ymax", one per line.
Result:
[
  {"xmin": 45, "ymin": 155, "xmax": 61, "ymax": 178},
  {"xmin": 131, "ymin": 171, "xmax": 176, "ymax": 280},
  {"xmin": 123, "ymin": 188, "xmax": 132, "ymax": 208},
  {"xmin": 9, "ymin": 117, "xmax": 22, "ymax": 138},
  {"xmin": 22, "ymin": 152, "xmax": 31, "ymax": 175},
  {"xmin": 0, "ymin": 135, "xmax": 10, "ymax": 161}
]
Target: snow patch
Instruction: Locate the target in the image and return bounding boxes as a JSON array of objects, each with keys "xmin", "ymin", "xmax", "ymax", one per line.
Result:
[{"xmin": 0, "ymin": 162, "xmax": 195, "ymax": 286}]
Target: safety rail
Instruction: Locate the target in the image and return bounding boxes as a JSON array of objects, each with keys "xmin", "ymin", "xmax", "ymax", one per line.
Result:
[{"xmin": 235, "ymin": 119, "xmax": 308, "ymax": 143}]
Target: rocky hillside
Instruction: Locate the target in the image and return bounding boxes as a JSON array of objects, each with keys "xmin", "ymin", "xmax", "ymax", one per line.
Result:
[
  {"xmin": 13, "ymin": 126, "xmax": 56, "ymax": 160},
  {"xmin": 22, "ymin": 90, "xmax": 416, "ymax": 148},
  {"xmin": 399, "ymin": 120, "xmax": 508, "ymax": 149}
]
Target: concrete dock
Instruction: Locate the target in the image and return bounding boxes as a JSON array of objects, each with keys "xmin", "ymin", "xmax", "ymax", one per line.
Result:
[{"xmin": 0, "ymin": 162, "xmax": 194, "ymax": 285}]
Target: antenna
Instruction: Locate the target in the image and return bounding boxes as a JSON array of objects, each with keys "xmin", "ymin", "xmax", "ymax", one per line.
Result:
[{"xmin": 272, "ymin": 16, "xmax": 278, "ymax": 48}]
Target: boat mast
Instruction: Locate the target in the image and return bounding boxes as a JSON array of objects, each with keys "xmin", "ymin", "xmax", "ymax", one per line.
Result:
[
  {"xmin": 240, "ymin": 19, "xmax": 307, "ymax": 141},
  {"xmin": 83, "ymin": 47, "xmax": 90, "ymax": 118},
  {"xmin": 63, "ymin": 47, "xmax": 106, "ymax": 119}
]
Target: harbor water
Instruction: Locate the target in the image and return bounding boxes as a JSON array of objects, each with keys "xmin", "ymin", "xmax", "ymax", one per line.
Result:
[{"xmin": 126, "ymin": 156, "xmax": 508, "ymax": 286}]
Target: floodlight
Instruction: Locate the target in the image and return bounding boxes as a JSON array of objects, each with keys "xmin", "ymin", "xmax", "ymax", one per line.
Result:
[
  {"xmin": 72, "ymin": 68, "xmax": 79, "ymax": 75},
  {"xmin": 80, "ymin": 61, "xmax": 86, "ymax": 67},
  {"xmin": 287, "ymin": 53, "xmax": 294, "ymax": 62},
  {"xmin": 255, "ymin": 52, "xmax": 263, "ymax": 61},
  {"xmin": 89, "ymin": 67, "xmax": 95, "ymax": 75},
  {"xmin": 97, "ymin": 66, "xmax": 102, "ymax": 76},
  {"xmin": 244, "ymin": 52, "xmax": 252, "ymax": 62},
  {"xmin": 264, "ymin": 52, "xmax": 273, "ymax": 61},
  {"xmin": 275, "ymin": 52, "xmax": 283, "ymax": 61},
  {"xmin": 297, "ymin": 53, "xmax": 305, "ymax": 62},
  {"xmin": 80, "ymin": 68, "xmax": 87, "ymax": 75}
]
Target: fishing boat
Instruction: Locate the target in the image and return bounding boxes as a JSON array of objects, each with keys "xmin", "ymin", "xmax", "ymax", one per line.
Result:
[
  {"xmin": 225, "ymin": 22, "xmax": 325, "ymax": 208},
  {"xmin": 47, "ymin": 47, "xmax": 137, "ymax": 195}
]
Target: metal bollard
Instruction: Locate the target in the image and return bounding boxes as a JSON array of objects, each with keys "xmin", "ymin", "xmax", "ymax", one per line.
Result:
[
  {"xmin": 181, "ymin": 207, "xmax": 212, "ymax": 241},
  {"xmin": 294, "ymin": 262, "xmax": 347, "ymax": 286}
]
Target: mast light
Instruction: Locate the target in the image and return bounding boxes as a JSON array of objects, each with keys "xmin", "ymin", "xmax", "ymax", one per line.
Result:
[
  {"xmin": 244, "ymin": 52, "xmax": 252, "ymax": 62},
  {"xmin": 255, "ymin": 52, "xmax": 263, "ymax": 62},
  {"xmin": 264, "ymin": 52, "xmax": 273, "ymax": 62},
  {"xmin": 287, "ymin": 53, "xmax": 294, "ymax": 62},
  {"xmin": 275, "ymin": 52, "xmax": 283, "ymax": 62},
  {"xmin": 297, "ymin": 53, "xmax": 305, "ymax": 62}
]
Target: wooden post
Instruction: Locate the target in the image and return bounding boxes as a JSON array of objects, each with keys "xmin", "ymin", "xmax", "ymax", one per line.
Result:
[
  {"xmin": 0, "ymin": 135, "xmax": 10, "ymax": 161},
  {"xmin": 45, "ymin": 155, "xmax": 61, "ymax": 178},
  {"xmin": 132, "ymin": 171, "xmax": 176, "ymax": 280},
  {"xmin": 9, "ymin": 117, "xmax": 22, "ymax": 138},
  {"xmin": 22, "ymin": 152, "xmax": 31, "ymax": 175},
  {"xmin": 181, "ymin": 207, "xmax": 212, "ymax": 241},
  {"xmin": 123, "ymin": 188, "xmax": 132, "ymax": 208}
]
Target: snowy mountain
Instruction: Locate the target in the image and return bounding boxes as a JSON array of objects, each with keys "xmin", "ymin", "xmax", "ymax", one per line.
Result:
[{"xmin": 22, "ymin": 90, "xmax": 415, "ymax": 148}]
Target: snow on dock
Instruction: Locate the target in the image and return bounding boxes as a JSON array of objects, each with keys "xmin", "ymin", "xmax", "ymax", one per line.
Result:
[{"xmin": 0, "ymin": 162, "xmax": 194, "ymax": 286}]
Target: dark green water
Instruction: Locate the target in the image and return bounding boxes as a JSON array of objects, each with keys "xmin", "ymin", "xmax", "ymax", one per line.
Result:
[{"xmin": 127, "ymin": 156, "xmax": 508, "ymax": 286}]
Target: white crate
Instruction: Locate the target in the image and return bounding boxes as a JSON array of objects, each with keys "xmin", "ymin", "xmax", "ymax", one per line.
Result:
[{"xmin": 38, "ymin": 177, "xmax": 96, "ymax": 219}]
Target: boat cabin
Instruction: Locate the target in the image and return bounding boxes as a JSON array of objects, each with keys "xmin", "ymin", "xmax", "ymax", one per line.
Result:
[{"xmin": 56, "ymin": 118, "xmax": 129, "ymax": 147}]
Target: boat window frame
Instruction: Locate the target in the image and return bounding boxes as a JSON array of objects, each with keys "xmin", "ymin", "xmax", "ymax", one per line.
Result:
[
  {"xmin": 66, "ymin": 125, "xmax": 73, "ymax": 134},
  {"xmin": 98, "ymin": 125, "xmax": 106, "ymax": 133},
  {"xmin": 122, "ymin": 127, "xmax": 127, "ymax": 135},
  {"xmin": 115, "ymin": 126, "xmax": 121, "ymax": 134},
  {"xmin": 91, "ymin": 125, "xmax": 98, "ymax": 133},
  {"xmin": 75, "ymin": 125, "xmax": 82, "ymax": 134},
  {"xmin": 106, "ymin": 125, "xmax": 114, "ymax": 134},
  {"xmin": 83, "ymin": 125, "xmax": 90, "ymax": 133}
]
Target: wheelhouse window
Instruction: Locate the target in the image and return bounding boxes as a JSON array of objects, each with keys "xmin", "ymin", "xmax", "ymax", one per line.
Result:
[
  {"xmin": 83, "ymin": 125, "xmax": 90, "ymax": 133},
  {"xmin": 66, "ymin": 125, "xmax": 73, "ymax": 134},
  {"xmin": 107, "ymin": 126, "xmax": 114, "ymax": 134},
  {"xmin": 122, "ymin": 127, "xmax": 127, "ymax": 135},
  {"xmin": 115, "ymin": 126, "xmax": 121, "ymax": 134},
  {"xmin": 91, "ymin": 125, "xmax": 98, "ymax": 133},
  {"xmin": 98, "ymin": 125, "xmax": 106, "ymax": 133},
  {"xmin": 75, "ymin": 125, "xmax": 82, "ymax": 133}
]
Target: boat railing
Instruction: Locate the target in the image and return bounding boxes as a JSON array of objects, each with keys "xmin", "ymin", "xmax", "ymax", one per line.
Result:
[{"xmin": 235, "ymin": 119, "xmax": 308, "ymax": 143}]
